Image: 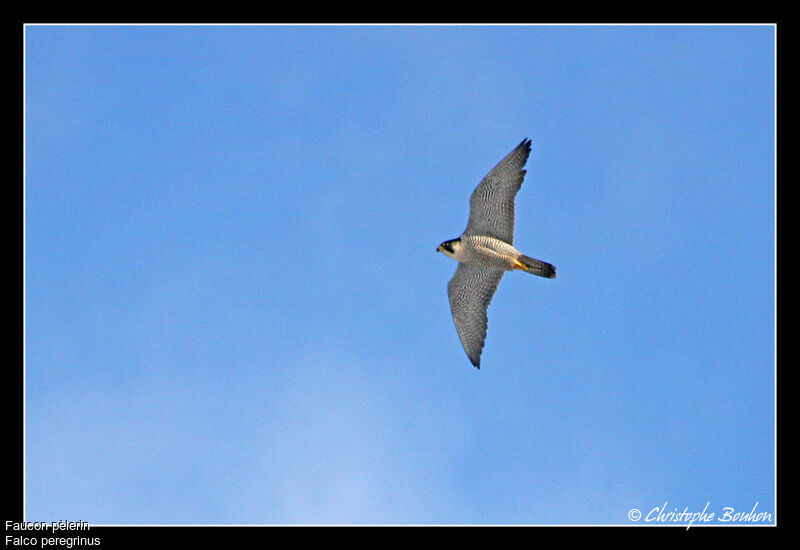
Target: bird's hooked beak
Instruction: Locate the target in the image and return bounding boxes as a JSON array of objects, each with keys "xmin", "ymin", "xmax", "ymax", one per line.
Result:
[{"xmin": 437, "ymin": 239, "xmax": 458, "ymax": 254}]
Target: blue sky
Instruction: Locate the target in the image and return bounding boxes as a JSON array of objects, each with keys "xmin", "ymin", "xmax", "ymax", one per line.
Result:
[{"xmin": 24, "ymin": 25, "xmax": 775, "ymax": 525}]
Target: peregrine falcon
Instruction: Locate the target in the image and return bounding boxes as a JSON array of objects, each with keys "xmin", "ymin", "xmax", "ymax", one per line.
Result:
[{"xmin": 437, "ymin": 138, "xmax": 556, "ymax": 368}]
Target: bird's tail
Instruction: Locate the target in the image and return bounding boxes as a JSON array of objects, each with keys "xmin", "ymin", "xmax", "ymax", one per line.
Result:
[{"xmin": 516, "ymin": 255, "xmax": 557, "ymax": 278}]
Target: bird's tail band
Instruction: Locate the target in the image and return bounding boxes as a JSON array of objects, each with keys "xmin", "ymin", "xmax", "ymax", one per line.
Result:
[{"xmin": 517, "ymin": 255, "xmax": 557, "ymax": 278}]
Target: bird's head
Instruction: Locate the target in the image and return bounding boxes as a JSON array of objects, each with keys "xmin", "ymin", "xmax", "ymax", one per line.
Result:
[{"xmin": 436, "ymin": 238, "xmax": 462, "ymax": 259}]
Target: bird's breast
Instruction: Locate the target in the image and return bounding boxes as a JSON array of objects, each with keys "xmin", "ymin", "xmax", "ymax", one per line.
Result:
[{"xmin": 461, "ymin": 235, "xmax": 520, "ymax": 270}]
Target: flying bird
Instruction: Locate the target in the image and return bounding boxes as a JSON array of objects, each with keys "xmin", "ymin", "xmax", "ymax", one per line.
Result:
[{"xmin": 437, "ymin": 138, "xmax": 556, "ymax": 368}]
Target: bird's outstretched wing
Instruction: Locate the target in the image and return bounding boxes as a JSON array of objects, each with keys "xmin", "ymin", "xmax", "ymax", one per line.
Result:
[
  {"xmin": 447, "ymin": 262, "xmax": 505, "ymax": 368},
  {"xmin": 464, "ymin": 138, "xmax": 531, "ymax": 244}
]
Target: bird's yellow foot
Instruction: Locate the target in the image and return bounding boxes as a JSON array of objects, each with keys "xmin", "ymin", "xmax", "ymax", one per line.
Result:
[{"xmin": 512, "ymin": 258, "xmax": 528, "ymax": 270}]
